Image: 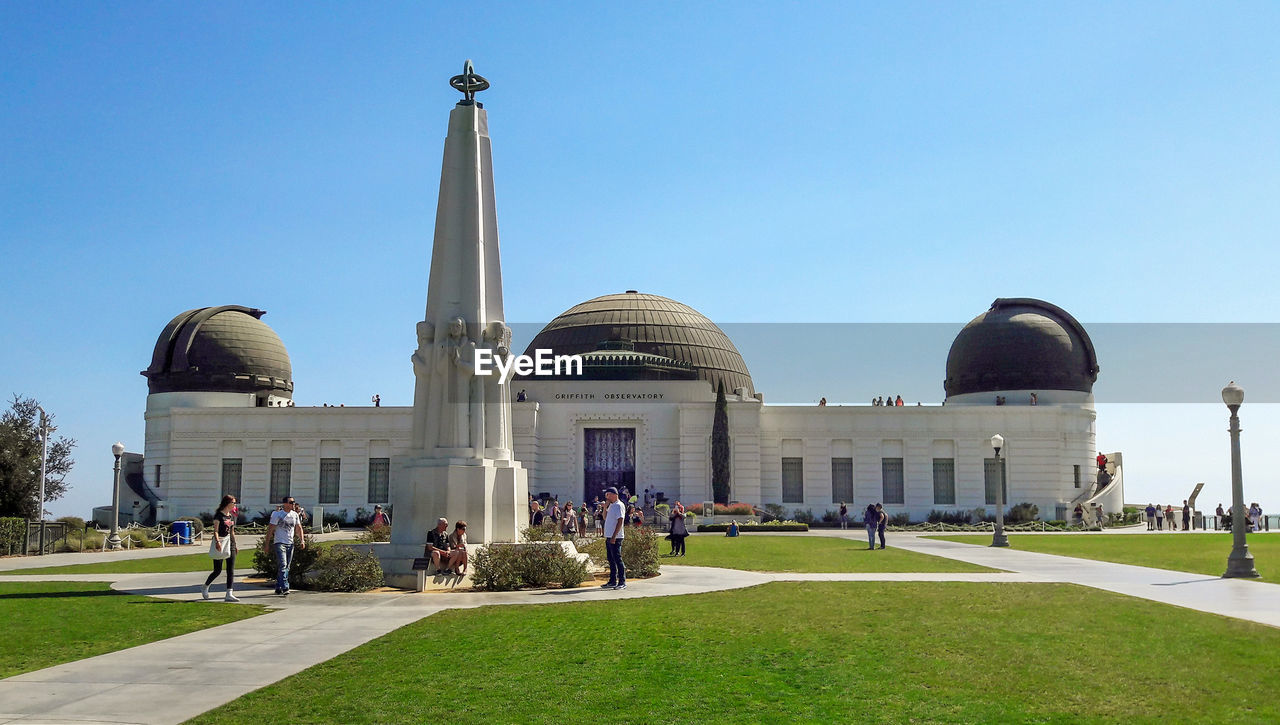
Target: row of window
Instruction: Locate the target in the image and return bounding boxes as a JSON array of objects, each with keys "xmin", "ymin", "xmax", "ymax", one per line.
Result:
[
  {"xmin": 780, "ymin": 457, "xmax": 1009, "ymax": 506},
  {"xmin": 220, "ymin": 458, "xmax": 391, "ymax": 505}
]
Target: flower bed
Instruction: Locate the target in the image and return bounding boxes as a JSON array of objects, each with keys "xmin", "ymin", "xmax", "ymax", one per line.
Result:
[{"xmin": 697, "ymin": 522, "xmax": 809, "ymax": 532}]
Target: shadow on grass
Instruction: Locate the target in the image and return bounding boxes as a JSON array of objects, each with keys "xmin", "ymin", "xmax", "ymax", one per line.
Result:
[{"xmin": 0, "ymin": 589, "xmax": 123, "ymax": 600}]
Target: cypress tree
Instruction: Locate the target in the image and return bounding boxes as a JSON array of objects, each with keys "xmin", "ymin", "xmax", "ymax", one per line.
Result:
[{"xmin": 711, "ymin": 380, "xmax": 731, "ymax": 504}]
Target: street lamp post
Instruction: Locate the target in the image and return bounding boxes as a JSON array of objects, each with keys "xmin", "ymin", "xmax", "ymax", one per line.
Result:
[
  {"xmin": 36, "ymin": 406, "xmax": 48, "ymax": 555},
  {"xmin": 107, "ymin": 442, "xmax": 125, "ymax": 551},
  {"xmin": 990, "ymin": 434, "xmax": 1009, "ymax": 547},
  {"xmin": 1221, "ymin": 382, "xmax": 1258, "ymax": 578}
]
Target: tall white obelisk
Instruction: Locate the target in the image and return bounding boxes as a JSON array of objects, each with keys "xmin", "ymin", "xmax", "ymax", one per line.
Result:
[{"xmin": 380, "ymin": 61, "xmax": 528, "ymax": 586}]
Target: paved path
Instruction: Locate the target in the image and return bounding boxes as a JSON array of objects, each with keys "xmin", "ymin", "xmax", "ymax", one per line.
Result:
[{"xmin": 2, "ymin": 531, "xmax": 1279, "ymax": 724}]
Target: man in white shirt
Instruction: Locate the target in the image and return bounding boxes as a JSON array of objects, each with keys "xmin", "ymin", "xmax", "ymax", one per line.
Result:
[
  {"xmin": 265, "ymin": 496, "xmax": 305, "ymax": 595},
  {"xmin": 602, "ymin": 487, "xmax": 627, "ymax": 591}
]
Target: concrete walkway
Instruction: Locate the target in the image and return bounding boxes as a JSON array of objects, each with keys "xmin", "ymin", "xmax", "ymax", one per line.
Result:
[{"xmin": 2, "ymin": 532, "xmax": 1278, "ymax": 724}]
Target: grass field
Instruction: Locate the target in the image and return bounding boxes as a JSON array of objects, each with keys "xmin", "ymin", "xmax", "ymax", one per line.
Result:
[
  {"xmin": 665, "ymin": 533, "xmax": 997, "ymax": 573},
  {"xmin": 0, "ymin": 581, "xmax": 263, "ymax": 678},
  {"xmin": 926, "ymin": 532, "xmax": 1275, "ymax": 581},
  {"xmin": 6, "ymin": 538, "xmax": 360, "ymax": 576},
  {"xmin": 187, "ymin": 581, "xmax": 1280, "ymax": 724}
]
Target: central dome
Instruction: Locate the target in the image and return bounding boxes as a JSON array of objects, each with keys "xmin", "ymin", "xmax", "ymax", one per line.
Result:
[{"xmin": 520, "ymin": 291, "xmax": 754, "ymax": 395}]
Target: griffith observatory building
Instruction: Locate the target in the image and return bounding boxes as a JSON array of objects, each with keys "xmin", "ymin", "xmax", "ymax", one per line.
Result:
[
  {"xmin": 125, "ymin": 68, "xmax": 1121, "ymax": 530},
  {"xmin": 135, "ymin": 294, "xmax": 1118, "ymax": 525}
]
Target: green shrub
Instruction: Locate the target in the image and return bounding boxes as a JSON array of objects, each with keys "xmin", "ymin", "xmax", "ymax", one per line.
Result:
[
  {"xmin": 521, "ymin": 524, "xmax": 563, "ymax": 542},
  {"xmin": 252, "ymin": 533, "xmax": 320, "ymax": 588},
  {"xmin": 56, "ymin": 515, "xmax": 86, "ymax": 530},
  {"xmin": 0, "ymin": 517, "xmax": 25, "ymax": 555},
  {"xmin": 762, "ymin": 503, "xmax": 786, "ymax": 522},
  {"xmin": 308, "ymin": 546, "xmax": 384, "ymax": 592},
  {"xmin": 198, "ymin": 512, "xmax": 215, "ymax": 528},
  {"xmin": 471, "ymin": 542, "xmax": 588, "ymax": 591},
  {"xmin": 322, "ymin": 511, "xmax": 344, "ymax": 526},
  {"xmin": 357, "ymin": 523, "xmax": 391, "ymax": 543},
  {"xmin": 792, "ymin": 509, "xmax": 816, "ymax": 524},
  {"xmin": 889, "ymin": 513, "xmax": 911, "ymax": 526},
  {"xmin": 574, "ymin": 530, "xmax": 660, "ymax": 578},
  {"xmin": 622, "ymin": 526, "xmax": 660, "ymax": 577},
  {"xmin": 928, "ymin": 510, "xmax": 972, "ymax": 525},
  {"xmin": 1005, "ymin": 502, "xmax": 1039, "ymax": 524}
]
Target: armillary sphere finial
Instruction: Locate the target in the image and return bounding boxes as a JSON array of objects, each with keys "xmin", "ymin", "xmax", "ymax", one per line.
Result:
[{"xmin": 450, "ymin": 60, "xmax": 490, "ymax": 104}]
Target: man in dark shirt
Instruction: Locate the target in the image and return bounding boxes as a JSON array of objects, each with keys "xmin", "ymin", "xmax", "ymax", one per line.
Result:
[{"xmin": 425, "ymin": 517, "xmax": 460, "ymax": 574}]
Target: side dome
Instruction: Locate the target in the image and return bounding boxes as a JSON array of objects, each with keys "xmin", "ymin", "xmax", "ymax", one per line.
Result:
[
  {"xmin": 519, "ymin": 291, "xmax": 754, "ymax": 395},
  {"xmin": 142, "ymin": 306, "xmax": 293, "ymax": 397},
  {"xmin": 944, "ymin": 298, "xmax": 1098, "ymax": 398}
]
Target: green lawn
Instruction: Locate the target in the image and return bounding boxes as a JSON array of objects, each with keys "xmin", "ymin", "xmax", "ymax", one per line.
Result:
[
  {"xmin": 667, "ymin": 533, "xmax": 997, "ymax": 572},
  {"xmin": 187, "ymin": 581, "xmax": 1280, "ymax": 724},
  {"xmin": 6, "ymin": 538, "xmax": 360, "ymax": 575},
  {"xmin": 0, "ymin": 581, "xmax": 263, "ymax": 678},
  {"xmin": 927, "ymin": 532, "xmax": 1276, "ymax": 581}
]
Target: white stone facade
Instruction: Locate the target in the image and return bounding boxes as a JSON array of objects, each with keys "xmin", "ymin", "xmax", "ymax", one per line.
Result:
[{"xmin": 143, "ymin": 377, "xmax": 1105, "ymax": 523}]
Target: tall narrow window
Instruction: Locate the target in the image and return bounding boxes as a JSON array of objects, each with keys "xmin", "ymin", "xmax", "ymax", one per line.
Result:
[
  {"xmin": 1073, "ymin": 464, "xmax": 1081, "ymax": 489},
  {"xmin": 368, "ymin": 458, "xmax": 391, "ymax": 504},
  {"xmin": 881, "ymin": 458, "xmax": 904, "ymax": 505},
  {"xmin": 781, "ymin": 457, "xmax": 803, "ymax": 503},
  {"xmin": 319, "ymin": 458, "xmax": 341, "ymax": 505},
  {"xmin": 831, "ymin": 458, "xmax": 853, "ymax": 503},
  {"xmin": 220, "ymin": 459, "xmax": 242, "ymax": 501},
  {"xmin": 932, "ymin": 458, "xmax": 956, "ymax": 505},
  {"xmin": 984, "ymin": 458, "xmax": 1007, "ymax": 506},
  {"xmin": 269, "ymin": 458, "xmax": 291, "ymax": 503}
]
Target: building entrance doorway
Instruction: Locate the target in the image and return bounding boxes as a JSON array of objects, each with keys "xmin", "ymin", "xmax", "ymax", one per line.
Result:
[{"xmin": 584, "ymin": 427, "xmax": 635, "ymax": 504}]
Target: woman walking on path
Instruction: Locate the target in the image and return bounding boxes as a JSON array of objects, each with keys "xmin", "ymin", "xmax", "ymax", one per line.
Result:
[
  {"xmin": 864, "ymin": 504, "xmax": 878, "ymax": 550},
  {"xmin": 203, "ymin": 494, "xmax": 239, "ymax": 602},
  {"xmin": 668, "ymin": 501, "xmax": 688, "ymax": 556}
]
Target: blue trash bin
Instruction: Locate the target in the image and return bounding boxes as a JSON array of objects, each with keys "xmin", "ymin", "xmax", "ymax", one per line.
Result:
[{"xmin": 170, "ymin": 521, "xmax": 191, "ymax": 545}]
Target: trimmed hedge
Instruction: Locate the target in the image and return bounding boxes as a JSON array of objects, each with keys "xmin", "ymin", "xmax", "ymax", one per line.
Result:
[
  {"xmin": 1, "ymin": 517, "xmax": 25, "ymax": 555},
  {"xmin": 697, "ymin": 523, "xmax": 809, "ymax": 532}
]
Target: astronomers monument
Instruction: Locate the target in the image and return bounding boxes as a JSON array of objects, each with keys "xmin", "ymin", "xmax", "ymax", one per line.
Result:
[{"xmin": 377, "ymin": 62, "xmax": 528, "ymax": 585}]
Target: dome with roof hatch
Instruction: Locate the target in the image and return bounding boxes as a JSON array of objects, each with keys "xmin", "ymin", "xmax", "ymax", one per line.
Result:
[
  {"xmin": 944, "ymin": 298, "xmax": 1098, "ymax": 398},
  {"xmin": 519, "ymin": 291, "xmax": 754, "ymax": 395},
  {"xmin": 143, "ymin": 306, "xmax": 293, "ymax": 397}
]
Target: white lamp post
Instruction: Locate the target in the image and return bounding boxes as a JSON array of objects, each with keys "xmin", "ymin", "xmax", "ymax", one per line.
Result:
[
  {"xmin": 1221, "ymin": 382, "xmax": 1258, "ymax": 578},
  {"xmin": 36, "ymin": 406, "xmax": 48, "ymax": 555},
  {"xmin": 106, "ymin": 442, "xmax": 125, "ymax": 551},
  {"xmin": 990, "ymin": 434, "xmax": 1009, "ymax": 547}
]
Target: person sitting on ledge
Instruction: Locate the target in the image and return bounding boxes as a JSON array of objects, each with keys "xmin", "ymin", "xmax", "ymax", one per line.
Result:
[
  {"xmin": 726, "ymin": 520, "xmax": 740, "ymax": 537},
  {"xmin": 425, "ymin": 517, "xmax": 462, "ymax": 575},
  {"xmin": 448, "ymin": 521, "xmax": 469, "ymax": 576}
]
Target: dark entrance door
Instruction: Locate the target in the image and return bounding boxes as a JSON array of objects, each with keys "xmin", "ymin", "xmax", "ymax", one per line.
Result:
[{"xmin": 584, "ymin": 428, "xmax": 636, "ymax": 505}]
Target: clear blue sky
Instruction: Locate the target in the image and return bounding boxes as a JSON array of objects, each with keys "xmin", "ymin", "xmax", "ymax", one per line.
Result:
[{"xmin": 3, "ymin": 1, "xmax": 1278, "ymax": 518}]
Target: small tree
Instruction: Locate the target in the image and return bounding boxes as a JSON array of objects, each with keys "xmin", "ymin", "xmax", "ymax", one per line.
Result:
[
  {"xmin": 0, "ymin": 395, "xmax": 76, "ymax": 518},
  {"xmin": 711, "ymin": 380, "xmax": 731, "ymax": 504}
]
